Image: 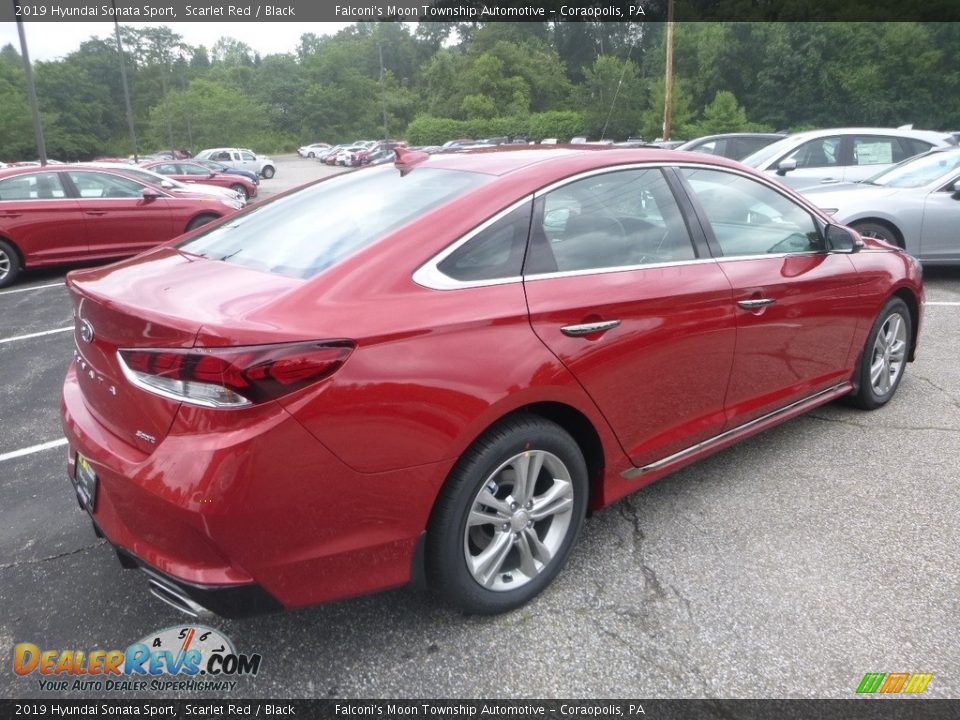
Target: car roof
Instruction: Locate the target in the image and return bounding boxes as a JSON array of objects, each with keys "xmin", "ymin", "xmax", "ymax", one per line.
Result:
[{"xmin": 409, "ymin": 145, "xmax": 746, "ymax": 177}]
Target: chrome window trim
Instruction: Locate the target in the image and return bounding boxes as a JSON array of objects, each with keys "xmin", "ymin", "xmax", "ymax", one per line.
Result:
[
  {"xmin": 413, "ymin": 161, "xmax": 833, "ymax": 291},
  {"xmin": 523, "ymin": 256, "xmax": 721, "ymax": 282}
]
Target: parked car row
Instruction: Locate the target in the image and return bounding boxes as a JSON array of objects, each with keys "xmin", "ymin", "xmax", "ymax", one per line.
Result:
[{"xmin": 0, "ymin": 164, "xmax": 243, "ymax": 288}]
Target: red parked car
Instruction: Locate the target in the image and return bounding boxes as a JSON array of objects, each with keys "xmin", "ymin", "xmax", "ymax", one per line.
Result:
[
  {"xmin": 61, "ymin": 148, "xmax": 922, "ymax": 617},
  {"xmin": 140, "ymin": 160, "xmax": 258, "ymax": 201},
  {"xmin": 0, "ymin": 165, "xmax": 242, "ymax": 288}
]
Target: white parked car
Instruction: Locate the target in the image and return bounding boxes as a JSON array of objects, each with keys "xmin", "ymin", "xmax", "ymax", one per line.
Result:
[
  {"xmin": 297, "ymin": 143, "xmax": 331, "ymax": 158},
  {"xmin": 194, "ymin": 148, "xmax": 276, "ymax": 179},
  {"xmin": 741, "ymin": 127, "xmax": 957, "ymax": 190}
]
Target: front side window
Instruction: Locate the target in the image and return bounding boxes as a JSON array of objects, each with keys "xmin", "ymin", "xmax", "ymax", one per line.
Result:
[
  {"xmin": 528, "ymin": 168, "xmax": 695, "ymax": 274},
  {"xmin": 0, "ymin": 172, "xmax": 66, "ymax": 200},
  {"xmin": 785, "ymin": 136, "xmax": 842, "ymax": 168},
  {"xmin": 67, "ymin": 171, "xmax": 144, "ymax": 199},
  {"xmin": 680, "ymin": 168, "xmax": 822, "ymax": 256},
  {"xmin": 180, "ymin": 163, "xmax": 211, "ymax": 176},
  {"xmin": 240, "ymin": 152, "xmax": 256, "ymax": 161},
  {"xmin": 180, "ymin": 167, "xmax": 491, "ymax": 279}
]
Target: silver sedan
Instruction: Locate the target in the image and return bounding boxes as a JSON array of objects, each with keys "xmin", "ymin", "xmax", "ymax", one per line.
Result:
[{"xmin": 800, "ymin": 148, "xmax": 960, "ymax": 264}]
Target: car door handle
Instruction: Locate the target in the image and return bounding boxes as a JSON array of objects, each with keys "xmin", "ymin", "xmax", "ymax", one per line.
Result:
[
  {"xmin": 0, "ymin": 212, "xmax": 22, "ymax": 218},
  {"xmin": 84, "ymin": 210, "xmax": 108, "ymax": 216},
  {"xmin": 737, "ymin": 298, "xmax": 776, "ymax": 310},
  {"xmin": 560, "ymin": 320, "xmax": 621, "ymax": 337}
]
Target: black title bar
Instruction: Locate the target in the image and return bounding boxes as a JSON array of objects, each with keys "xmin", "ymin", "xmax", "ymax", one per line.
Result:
[{"xmin": 2, "ymin": 1, "xmax": 960, "ymax": 23}]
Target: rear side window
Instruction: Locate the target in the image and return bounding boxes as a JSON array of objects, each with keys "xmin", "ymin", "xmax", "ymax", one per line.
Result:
[
  {"xmin": 67, "ymin": 171, "xmax": 144, "ymax": 199},
  {"xmin": 179, "ymin": 167, "xmax": 491, "ymax": 279},
  {"xmin": 0, "ymin": 172, "xmax": 66, "ymax": 200},
  {"xmin": 852, "ymin": 135, "xmax": 914, "ymax": 166},
  {"xmin": 437, "ymin": 202, "xmax": 531, "ymax": 281}
]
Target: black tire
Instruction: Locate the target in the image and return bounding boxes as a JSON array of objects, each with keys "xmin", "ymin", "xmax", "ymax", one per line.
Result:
[
  {"xmin": 0, "ymin": 238, "xmax": 22, "ymax": 289},
  {"xmin": 427, "ymin": 415, "xmax": 588, "ymax": 614},
  {"xmin": 307, "ymin": 152, "xmax": 315, "ymax": 159},
  {"xmin": 230, "ymin": 183, "xmax": 248, "ymax": 200},
  {"xmin": 847, "ymin": 297, "xmax": 912, "ymax": 410},
  {"xmin": 261, "ymin": 165, "xmax": 275, "ymax": 179},
  {"xmin": 850, "ymin": 220, "xmax": 901, "ymax": 248},
  {"xmin": 186, "ymin": 214, "xmax": 219, "ymax": 232}
]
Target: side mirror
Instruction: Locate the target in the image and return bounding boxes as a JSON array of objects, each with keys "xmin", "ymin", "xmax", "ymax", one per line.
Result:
[
  {"xmin": 825, "ymin": 224, "xmax": 863, "ymax": 253},
  {"xmin": 142, "ymin": 188, "xmax": 162, "ymax": 200},
  {"xmin": 951, "ymin": 182, "xmax": 960, "ymax": 200},
  {"xmin": 776, "ymin": 158, "xmax": 797, "ymax": 176},
  {"xmin": 160, "ymin": 180, "xmax": 174, "ymax": 189},
  {"xmin": 208, "ymin": 172, "xmax": 216, "ymax": 178}
]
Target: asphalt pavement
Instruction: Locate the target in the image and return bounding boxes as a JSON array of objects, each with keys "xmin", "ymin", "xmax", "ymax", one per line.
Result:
[{"xmin": 1, "ymin": 155, "xmax": 958, "ymax": 700}]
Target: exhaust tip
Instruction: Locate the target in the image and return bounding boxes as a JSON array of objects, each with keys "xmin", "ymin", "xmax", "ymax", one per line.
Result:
[{"xmin": 145, "ymin": 573, "xmax": 211, "ymax": 618}]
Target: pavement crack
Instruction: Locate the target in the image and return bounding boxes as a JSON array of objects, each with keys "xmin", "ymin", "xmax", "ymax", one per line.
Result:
[
  {"xmin": 619, "ymin": 496, "xmax": 667, "ymax": 600},
  {"xmin": 914, "ymin": 375, "xmax": 960, "ymax": 410},
  {"xmin": 0, "ymin": 541, "xmax": 104, "ymax": 572},
  {"xmin": 806, "ymin": 413, "xmax": 959, "ymax": 433}
]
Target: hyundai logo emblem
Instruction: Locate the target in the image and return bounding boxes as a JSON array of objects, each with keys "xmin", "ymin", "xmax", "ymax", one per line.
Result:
[{"xmin": 79, "ymin": 318, "xmax": 95, "ymax": 344}]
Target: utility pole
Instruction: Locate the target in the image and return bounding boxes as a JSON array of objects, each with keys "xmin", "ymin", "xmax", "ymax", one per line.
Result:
[
  {"xmin": 14, "ymin": 0, "xmax": 47, "ymax": 165},
  {"xmin": 662, "ymin": 0, "xmax": 675, "ymax": 141},
  {"xmin": 111, "ymin": 1, "xmax": 139, "ymax": 162},
  {"xmin": 378, "ymin": 41, "xmax": 388, "ymax": 141}
]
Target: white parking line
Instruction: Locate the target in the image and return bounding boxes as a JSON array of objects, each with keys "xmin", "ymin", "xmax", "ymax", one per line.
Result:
[
  {"xmin": 0, "ymin": 326, "xmax": 73, "ymax": 344},
  {"xmin": 0, "ymin": 282, "xmax": 65, "ymax": 296},
  {"xmin": 0, "ymin": 438, "xmax": 68, "ymax": 463},
  {"xmin": 926, "ymin": 301, "xmax": 960, "ymax": 306}
]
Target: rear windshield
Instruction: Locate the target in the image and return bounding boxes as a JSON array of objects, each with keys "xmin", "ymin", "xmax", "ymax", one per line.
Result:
[{"xmin": 179, "ymin": 166, "xmax": 490, "ymax": 278}]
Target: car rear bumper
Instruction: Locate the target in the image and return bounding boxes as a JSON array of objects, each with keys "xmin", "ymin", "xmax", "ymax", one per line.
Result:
[{"xmin": 60, "ymin": 363, "xmax": 445, "ymax": 613}]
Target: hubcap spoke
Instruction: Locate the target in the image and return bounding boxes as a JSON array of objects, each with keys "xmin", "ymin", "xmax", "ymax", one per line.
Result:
[
  {"xmin": 469, "ymin": 530, "xmax": 513, "ymax": 587},
  {"xmin": 529, "ymin": 480, "xmax": 574, "ymax": 521},
  {"xmin": 510, "ymin": 451, "xmax": 544, "ymax": 506},
  {"xmin": 516, "ymin": 532, "xmax": 539, "ymax": 578},
  {"xmin": 476, "ymin": 488, "xmax": 512, "ymax": 516},
  {"xmin": 523, "ymin": 527, "xmax": 553, "ymax": 565},
  {"xmin": 468, "ymin": 508, "xmax": 507, "ymax": 527}
]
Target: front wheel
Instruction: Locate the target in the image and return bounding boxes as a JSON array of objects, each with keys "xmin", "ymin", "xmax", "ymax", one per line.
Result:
[
  {"xmin": 427, "ymin": 415, "xmax": 588, "ymax": 614},
  {"xmin": 847, "ymin": 297, "xmax": 912, "ymax": 410},
  {"xmin": 851, "ymin": 220, "xmax": 901, "ymax": 248},
  {"xmin": 186, "ymin": 214, "xmax": 219, "ymax": 232},
  {"xmin": 230, "ymin": 183, "xmax": 248, "ymax": 201},
  {"xmin": 261, "ymin": 165, "xmax": 275, "ymax": 179}
]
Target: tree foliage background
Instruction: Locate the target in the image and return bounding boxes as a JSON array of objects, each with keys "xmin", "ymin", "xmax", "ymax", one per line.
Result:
[{"xmin": 1, "ymin": 21, "xmax": 957, "ymax": 159}]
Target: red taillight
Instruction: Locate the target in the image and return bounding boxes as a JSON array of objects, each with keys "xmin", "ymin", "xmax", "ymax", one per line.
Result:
[{"xmin": 118, "ymin": 341, "xmax": 355, "ymax": 408}]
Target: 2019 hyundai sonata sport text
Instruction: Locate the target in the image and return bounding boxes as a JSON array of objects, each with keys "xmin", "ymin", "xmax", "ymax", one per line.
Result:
[{"xmin": 61, "ymin": 147, "xmax": 923, "ymax": 617}]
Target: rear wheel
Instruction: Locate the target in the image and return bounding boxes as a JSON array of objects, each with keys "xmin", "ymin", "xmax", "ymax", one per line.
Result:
[
  {"xmin": 186, "ymin": 214, "xmax": 219, "ymax": 232},
  {"xmin": 850, "ymin": 220, "xmax": 901, "ymax": 248},
  {"xmin": 427, "ymin": 415, "xmax": 588, "ymax": 614},
  {"xmin": 0, "ymin": 239, "xmax": 21, "ymax": 289},
  {"xmin": 848, "ymin": 297, "xmax": 911, "ymax": 409},
  {"xmin": 261, "ymin": 165, "xmax": 275, "ymax": 179},
  {"xmin": 230, "ymin": 183, "xmax": 248, "ymax": 200}
]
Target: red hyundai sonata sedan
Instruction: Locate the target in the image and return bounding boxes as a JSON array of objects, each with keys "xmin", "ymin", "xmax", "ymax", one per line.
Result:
[
  {"xmin": 60, "ymin": 147, "xmax": 923, "ymax": 617},
  {"xmin": 0, "ymin": 165, "xmax": 242, "ymax": 288}
]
